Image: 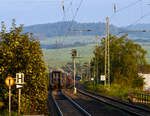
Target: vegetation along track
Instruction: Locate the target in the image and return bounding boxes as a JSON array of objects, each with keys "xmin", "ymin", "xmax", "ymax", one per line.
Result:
[
  {"xmin": 51, "ymin": 90, "xmax": 91, "ymax": 116},
  {"xmin": 78, "ymin": 89, "xmax": 150, "ymax": 116}
]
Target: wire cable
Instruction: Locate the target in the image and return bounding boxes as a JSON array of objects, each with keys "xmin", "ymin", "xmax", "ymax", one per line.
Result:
[
  {"xmin": 110, "ymin": 0, "xmax": 143, "ymax": 21},
  {"xmin": 61, "ymin": 0, "xmax": 84, "ymax": 46},
  {"xmin": 127, "ymin": 10, "xmax": 150, "ymax": 27},
  {"xmin": 66, "ymin": 0, "xmax": 84, "ymax": 32}
]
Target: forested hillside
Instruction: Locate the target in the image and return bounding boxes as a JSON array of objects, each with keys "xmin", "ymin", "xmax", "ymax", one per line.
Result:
[{"xmin": 23, "ymin": 21, "xmax": 126, "ymax": 38}]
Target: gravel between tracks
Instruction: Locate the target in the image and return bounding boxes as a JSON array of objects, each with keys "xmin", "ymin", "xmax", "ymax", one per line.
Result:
[
  {"xmin": 56, "ymin": 99, "xmax": 83, "ymax": 116},
  {"xmin": 63, "ymin": 89, "xmax": 133, "ymax": 116},
  {"xmin": 52, "ymin": 90, "xmax": 84, "ymax": 116}
]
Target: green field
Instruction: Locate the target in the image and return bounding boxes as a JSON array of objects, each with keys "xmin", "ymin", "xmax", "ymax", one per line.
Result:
[
  {"xmin": 40, "ymin": 35, "xmax": 96, "ymax": 46},
  {"xmin": 42, "ymin": 42, "xmax": 150, "ymax": 68},
  {"xmin": 42, "ymin": 44, "xmax": 95, "ymax": 68}
]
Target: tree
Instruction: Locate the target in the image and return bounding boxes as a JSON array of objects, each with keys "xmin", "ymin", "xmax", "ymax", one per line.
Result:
[
  {"xmin": 0, "ymin": 20, "xmax": 48, "ymax": 114},
  {"xmin": 92, "ymin": 34, "xmax": 146, "ymax": 88}
]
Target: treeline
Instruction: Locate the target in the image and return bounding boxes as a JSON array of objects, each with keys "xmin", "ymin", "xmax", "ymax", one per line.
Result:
[{"xmin": 91, "ymin": 34, "xmax": 148, "ymax": 88}]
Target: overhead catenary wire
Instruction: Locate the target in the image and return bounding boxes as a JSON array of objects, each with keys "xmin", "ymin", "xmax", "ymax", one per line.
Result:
[
  {"xmin": 116, "ymin": 0, "xmax": 142, "ymax": 14},
  {"xmin": 127, "ymin": 10, "xmax": 150, "ymax": 27},
  {"xmin": 107, "ymin": 0, "xmax": 147, "ymax": 37},
  {"xmin": 110, "ymin": 0, "xmax": 143, "ymax": 21},
  {"xmin": 61, "ymin": 0, "xmax": 84, "ymax": 46},
  {"xmin": 61, "ymin": 0, "xmax": 74, "ymax": 21},
  {"xmin": 66, "ymin": 0, "xmax": 84, "ymax": 32}
]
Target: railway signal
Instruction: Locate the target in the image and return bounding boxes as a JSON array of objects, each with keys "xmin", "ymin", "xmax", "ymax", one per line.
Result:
[
  {"xmin": 72, "ymin": 49, "xmax": 77, "ymax": 58},
  {"xmin": 5, "ymin": 76, "xmax": 15, "ymax": 87},
  {"xmin": 72, "ymin": 49, "xmax": 77, "ymax": 94},
  {"xmin": 16, "ymin": 73, "xmax": 24, "ymax": 116},
  {"xmin": 5, "ymin": 76, "xmax": 15, "ymax": 116}
]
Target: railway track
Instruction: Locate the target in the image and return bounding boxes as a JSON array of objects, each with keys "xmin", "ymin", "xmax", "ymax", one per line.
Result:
[
  {"xmin": 51, "ymin": 90, "xmax": 91, "ymax": 116},
  {"xmin": 64, "ymin": 89, "xmax": 131, "ymax": 116},
  {"xmin": 78, "ymin": 88, "xmax": 150, "ymax": 116}
]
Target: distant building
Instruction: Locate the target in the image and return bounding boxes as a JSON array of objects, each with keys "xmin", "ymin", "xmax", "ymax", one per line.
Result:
[{"xmin": 138, "ymin": 73, "xmax": 150, "ymax": 90}]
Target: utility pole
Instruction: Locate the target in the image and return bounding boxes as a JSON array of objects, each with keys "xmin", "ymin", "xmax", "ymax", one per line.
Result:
[
  {"xmin": 105, "ymin": 17, "xmax": 110, "ymax": 87},
  {"xmin": 93, "ymin": 63, "xmax": 95, "ymax": 86},
  {"xmin": 105, "ymin": 18, "xmax": 108, "ymax": 86},
  {"xmin": 95, "ymin": 35, "xmax": 98, "ymax": 84},
  {"xmin": 95, "ymin": 34, "xmax": 98, "ymax": 47},
  {"xmin": 56, "ymin": 40, "xmax": 58, "ymax": 49},
  {"xmin": 72, "ymin": 49, "xmax": 77, "ymax": 94},
  {"xmin": 73, "ymin": 57, "xmax": 76, "ymax": 94},
  {"xmin": 107, "ymin": 17, "xmax": 110, "ymax": 88},
  {"xmin": 88, "ymin": 60, "xmax": 91, "ymax": 81}
]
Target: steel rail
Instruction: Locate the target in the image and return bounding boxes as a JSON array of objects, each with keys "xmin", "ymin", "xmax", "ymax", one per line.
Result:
[
  {"xmin": 78, "ymin": 89, "xmax": 150, "ymax": 116},
  {"xmin": 62, "ymin": 92, "xmax": 91, "ymax": 116},
  {"xmin": 52, "ymin": 91, "xmax": 91, "ymax": 116},
  {"xmin": 51, "ymin": 92, "xmax": 63, "ymax": 116}
]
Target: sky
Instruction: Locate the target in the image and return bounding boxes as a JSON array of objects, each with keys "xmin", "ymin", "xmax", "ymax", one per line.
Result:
[{"xmin": 0, "ymin": 0, "xmax": 150, "ymax": 27}]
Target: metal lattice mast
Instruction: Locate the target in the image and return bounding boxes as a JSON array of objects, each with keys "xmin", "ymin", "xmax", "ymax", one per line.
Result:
[
  {"xmin": 105, "ymin": 18, "xmax": 108, "ymax": 86},
  {"xmin": 95, "ymin": 34, "xmax": 98, "ymax": 47},
  {"xmin": 106, "ymin": 17, "xmax": 110, "ymax": 87},
  {"xmin": 95, "ymin": 35, "xmax": 99, "ymax": 84}
]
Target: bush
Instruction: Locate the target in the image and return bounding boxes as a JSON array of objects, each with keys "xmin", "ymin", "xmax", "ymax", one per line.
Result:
[
  {"xmin": 107, "ymin": 84, "xmax": 129, "ymax": 99},
  {"xmin": 0, "ymin": 20, "xmax": 48, "ymax": 114},
  {"xmin": 84, "ymin": 82, "xmax": 130, "ymax": 99}
]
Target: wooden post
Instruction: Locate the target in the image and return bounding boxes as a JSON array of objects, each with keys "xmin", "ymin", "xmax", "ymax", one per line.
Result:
[
  {"xmin": 9, "ymin": 86, "xmax": 11, "ymax": 116},
  {"xmin": 73, "ymin": 58, "xmax": 77, "ymax": 94},
  {"xmin": 18, "ymin": 88, "xmax": 21, "ymax": 116}
]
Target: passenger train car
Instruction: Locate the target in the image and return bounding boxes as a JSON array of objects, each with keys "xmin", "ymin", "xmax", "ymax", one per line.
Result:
[{"xmin": 49, "ymin": 68, "xmax": 72, "ymax": 90}]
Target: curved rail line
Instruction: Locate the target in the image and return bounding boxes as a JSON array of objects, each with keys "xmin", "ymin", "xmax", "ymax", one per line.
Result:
[
  {"xmin": 78, "ymin": 89, "xmax": 150, "ymax": 116},
  {"xmin": 51, "ymin": 90, "xmax": 91, "ymax": 116}
]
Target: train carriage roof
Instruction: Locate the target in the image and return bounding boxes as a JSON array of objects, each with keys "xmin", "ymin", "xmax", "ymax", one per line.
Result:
[{"xmin": 50, "ymin": 67, "xmax": 65, "ymax": 73}]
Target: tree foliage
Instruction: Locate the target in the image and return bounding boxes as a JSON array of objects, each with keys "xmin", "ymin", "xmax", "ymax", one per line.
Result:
[
  {"xmin": 0, "ymin": 20, "xmax": 48, "ymax": 114},
  {"xmin": 92, "ymin": 34, "xmax": 147, "ymax": 88}
]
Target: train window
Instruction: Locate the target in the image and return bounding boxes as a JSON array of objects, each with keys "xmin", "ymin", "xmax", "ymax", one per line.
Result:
[
  {"xmin": 53, "ymin": 73, "xmax": 55, "ymax": 78},
  {"xmin": 56, "ymin": 73, "xmax": 58, "ymax": 79}
]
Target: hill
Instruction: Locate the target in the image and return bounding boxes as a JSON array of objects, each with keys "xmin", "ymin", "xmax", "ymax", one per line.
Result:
[
  {"xmin": 22, "ymin": 21, "xmax": 150, "ymax": 49},
  {"xmin": 125, "ymin": 24, "xmax": 150, "ymax": 39},
  {"xmin": 23, "ymin": 21, "xmax": 126, "ymax": 38}
]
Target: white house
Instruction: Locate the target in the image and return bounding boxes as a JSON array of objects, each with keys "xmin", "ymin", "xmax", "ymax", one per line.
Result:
[{"xmin": 138, "ymin": 73, "xmax": 150, "ymax": 90}]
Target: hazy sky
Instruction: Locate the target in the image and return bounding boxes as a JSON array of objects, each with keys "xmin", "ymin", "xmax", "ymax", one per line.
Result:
[{"xmin": 0, "ymin": 0, "xmax": 150, "ymax": 27}]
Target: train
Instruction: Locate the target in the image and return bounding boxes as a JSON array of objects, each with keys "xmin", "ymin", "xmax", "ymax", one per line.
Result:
[{"xmin": 49, "ymin": 68, "xmax": 72, "ymax": 90}]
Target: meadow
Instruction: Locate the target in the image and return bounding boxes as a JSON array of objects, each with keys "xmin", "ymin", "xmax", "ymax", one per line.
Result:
[
  {"xmin": 40, "ymin": 35, "xmax": 97, "ymax": 46},
  {"xmin": 42, "ymin": 44, "xmax": 95, "ymax": 68},
  {"xmin": 41, "ymin": 35, "xmax": 150, "ymax": 68}
]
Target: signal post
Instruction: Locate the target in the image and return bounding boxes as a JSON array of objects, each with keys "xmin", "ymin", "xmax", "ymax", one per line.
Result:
[
  {"xmin": 16, "ymin": 73, "xmax": 24, "ymax": 116},
  {"xmin": 72, "ymin": 49, "xmax": 77, "ymax": 94},
  {"xmin": 5, "ymin": 76, "xmax": 15, "ymax": 116}
]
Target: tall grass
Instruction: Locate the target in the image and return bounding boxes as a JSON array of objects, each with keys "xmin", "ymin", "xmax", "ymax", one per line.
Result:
[
  {"xmin": 84, "ymin": 82, "xmax": 131, "ymax": 100},
  {"xmin": 0, "ymin": 110, "xmax": 17, "ymax": 116}
]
